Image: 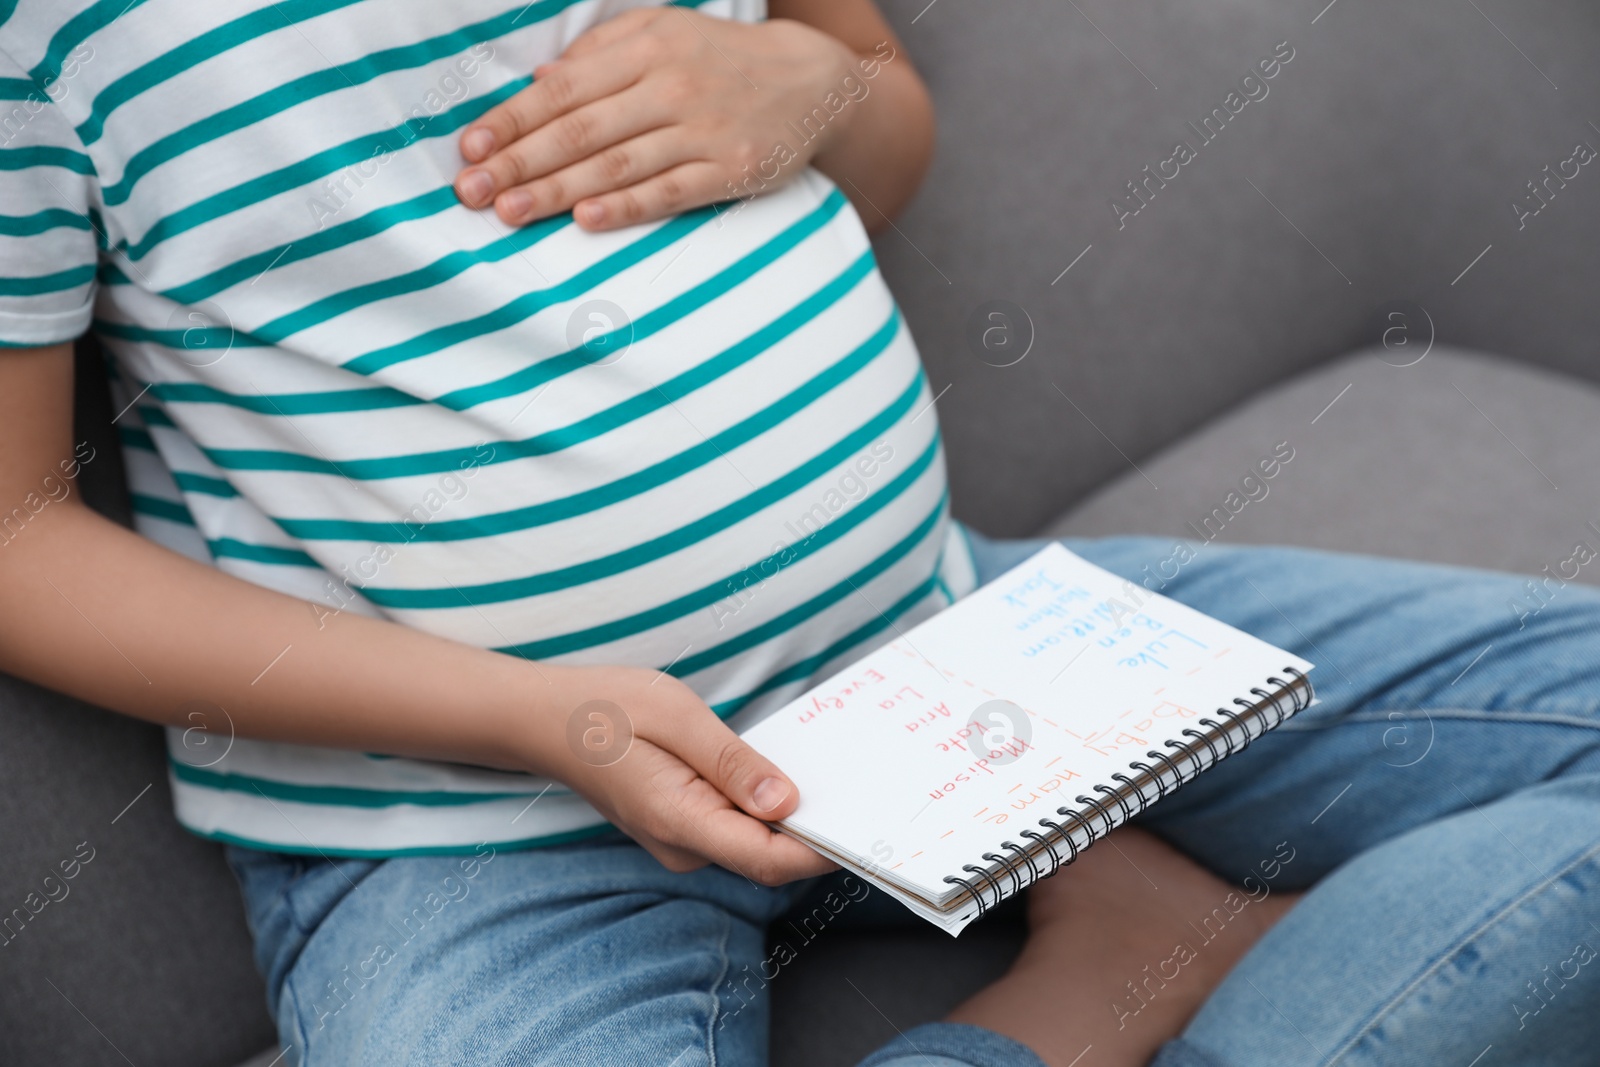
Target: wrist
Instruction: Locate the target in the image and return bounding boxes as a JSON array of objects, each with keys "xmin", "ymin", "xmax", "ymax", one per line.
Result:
[
  {"xmin": 811, "ymin": 37, "xmax": 865, "ymax": 159},
  {"xmin": 463, "ymin": 653, "xmax": 571, "ymax": 776},
  {"xmin": 762, "ymin": 19, "xmax": 860, "ymax": 155},
  {"xmin": 495, "ymin": 660, "xmax": 647, "ymax": 781}
]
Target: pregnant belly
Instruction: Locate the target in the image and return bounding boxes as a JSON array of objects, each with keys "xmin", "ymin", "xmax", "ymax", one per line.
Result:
[
  {"xmin": 370, "ymin": 237, "xmax": 948, "ymax": 705},
  {"xmin": 127, "ymin": 175, "xmax": 949, "ymax": 710}
]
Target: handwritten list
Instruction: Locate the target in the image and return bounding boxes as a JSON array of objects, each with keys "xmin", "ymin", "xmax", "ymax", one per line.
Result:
[{"xmin": 741, "ymin": 543, "xmax": 1313, "ymax": 933}]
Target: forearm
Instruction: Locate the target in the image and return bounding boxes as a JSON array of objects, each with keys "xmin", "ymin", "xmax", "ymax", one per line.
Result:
[
  {"xmin": 0, "ymin": 500, "xmax": 558, "ymax": 774},
  {"xmin": 769, "ymin": 0, "xmax": 934, "ymax": 229},
  {"xmin": 806, "ymin": 47, "xmax": 933, "ymax": 229}
]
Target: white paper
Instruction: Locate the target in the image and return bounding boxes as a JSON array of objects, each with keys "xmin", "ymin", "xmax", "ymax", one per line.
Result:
[{"xmin": 742, "ymin": 543, "xmax": 1314, "ymax": 933}]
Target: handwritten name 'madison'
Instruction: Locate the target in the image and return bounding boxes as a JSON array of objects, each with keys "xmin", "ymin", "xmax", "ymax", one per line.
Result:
[{"xmin": 1110, "ymin": 40, "xmax": 1297, "ymax": 231}]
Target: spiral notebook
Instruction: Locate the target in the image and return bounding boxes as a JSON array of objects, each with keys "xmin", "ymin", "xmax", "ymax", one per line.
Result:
[{"xmin": 741, "ymin": 542, "xmax": 1314, "ymax": 936}]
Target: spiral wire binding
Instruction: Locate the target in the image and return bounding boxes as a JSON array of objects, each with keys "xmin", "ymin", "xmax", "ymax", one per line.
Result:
[
  {"xmin": 941, "ymin": 667, "xmax": 1312, "ymax": 918},
  {"xmin": 1074, "ymin": 793, "xmax": 1117, "ymax": 840},
  {"xmin": 1002, "ymin": 838, "xmax": 1041, "ymax": 882}
]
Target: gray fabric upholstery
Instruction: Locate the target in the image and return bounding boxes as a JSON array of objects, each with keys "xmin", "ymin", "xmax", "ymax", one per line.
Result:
[
  {"xmin": 0, "ymin": 677, "xmax": 274, "ymax": 1067},
  {"xmin": 771, "ymin": 914, "xmax": 1026, "ymax": 1066},
  {"xmin": 1044, "ymin": 347, "xmax": 1600, "ymax": 584},
  {"xmin": 5, "ymin": 1, "xmax": 1600, "ymax": 1065},
  {"xmin": 876, "ymin": 0, "xmax": 1600, "ymax": 536}
]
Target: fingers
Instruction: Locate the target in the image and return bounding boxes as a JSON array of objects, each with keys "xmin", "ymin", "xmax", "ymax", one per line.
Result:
[
  {"xmin": 552, "ymin": 667, "xmax": 832, "ymax": 885},
  {"xmin": 639, "ymin": 838, "xmax": 708, "ymax": 875},
  {"xmin": 697, "ymin": 808, "xmax": 839, "ymax": 884},
  {"xmin": 457, "ymin": 47, "xmax": 641, "ymax": 168},
  {"xmin": 574, "ymin": 161, "xmax": 725, "ymax": 231},
  {"xmin": 482, "ymin": 117, "xmax": 691, "ymax": 226},
  {"xmin": 663, "ymin": 705, "xmax": 803, "ymax": 823},
  {"xmin": 642, "ymin": 772, "xmax": 836, "ymax": 885}
]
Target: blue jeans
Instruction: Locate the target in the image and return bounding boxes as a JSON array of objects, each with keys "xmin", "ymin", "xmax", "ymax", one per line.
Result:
[{"xmin": 230, "ymin": 532, "xmax": 1600, "ymax": 1066}]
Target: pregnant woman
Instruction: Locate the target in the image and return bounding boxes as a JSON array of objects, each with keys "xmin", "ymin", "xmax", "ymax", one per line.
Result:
[{"xmin": 2, "ymin": 2, "xmax": 1596, "ymax": 1065}]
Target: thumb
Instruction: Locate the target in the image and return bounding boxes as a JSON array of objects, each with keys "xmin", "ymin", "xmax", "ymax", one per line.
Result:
[{"xmin": 674, "ymin": 713, "xmax": 800, "ymax": 821}]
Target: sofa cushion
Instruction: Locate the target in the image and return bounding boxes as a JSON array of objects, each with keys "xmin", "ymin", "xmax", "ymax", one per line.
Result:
[
  {"xmin": 770, "ymin": 914, "xmax": 1025, "ymax": 1067},
  {"xmin": 0, "ymin": 676, "xmax": 277, "ymax": 1067},
  {"xmin": 871, "ymin": 0, "xmax": 1600, "ymax": 537},
  {"xmin": 1041, "ymin": 347, "xmax": 1600, "ymax": 585}
]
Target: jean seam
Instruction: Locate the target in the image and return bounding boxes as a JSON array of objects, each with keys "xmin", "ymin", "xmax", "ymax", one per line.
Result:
[
  {"xmin": 281, "ymin": 968, "xmax": 311, "ymax": 1067},
  {"xmin": 1324, "ymin": 837, "xmax": 1600, "ymax": 1066},
  {"xmin": 705, "ymin": 909, "xmax": 734, "ymax": 1067},
  {"xmin": 1356, "ymin": 703, "xmax": 1600, "ymax": 729},
  {"xmin": 1276, "ymin": 708, "xmax": 1600, "ymax": 733}
]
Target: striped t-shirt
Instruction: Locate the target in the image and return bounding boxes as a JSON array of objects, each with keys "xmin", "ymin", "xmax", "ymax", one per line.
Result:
[{"xmin": 0, "ymin": 0, "xmax": 976, "ymax": 855}]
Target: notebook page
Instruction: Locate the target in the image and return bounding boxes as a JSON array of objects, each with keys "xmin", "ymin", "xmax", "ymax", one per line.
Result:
[{"xmin": 742, "ymin": 543, "xmax": 1313, "ymax": 903}]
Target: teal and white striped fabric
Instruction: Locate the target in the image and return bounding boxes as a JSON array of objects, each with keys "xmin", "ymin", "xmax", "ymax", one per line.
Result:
[{"xmin": 0, "ymin": 0, "xmax": 976, "ymax": 855}]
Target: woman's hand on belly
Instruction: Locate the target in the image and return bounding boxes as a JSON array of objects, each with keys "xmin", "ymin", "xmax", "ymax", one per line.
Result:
[
  {"xmin": 452, "ymin": 2, "xmax": 933, "ymax": 232},
  {"xmin": 531, "ymin": 662, "xmax": 838, "ymax": 885},
  {"xmin": 454, "ymin": 8, "xmax": 853, "ymax": 230}
]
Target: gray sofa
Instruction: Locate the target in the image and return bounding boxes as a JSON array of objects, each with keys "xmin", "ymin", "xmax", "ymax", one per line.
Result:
[{"xmin": 5, "ymin": 0, "xmax": 1599, "ymax": 1064}]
